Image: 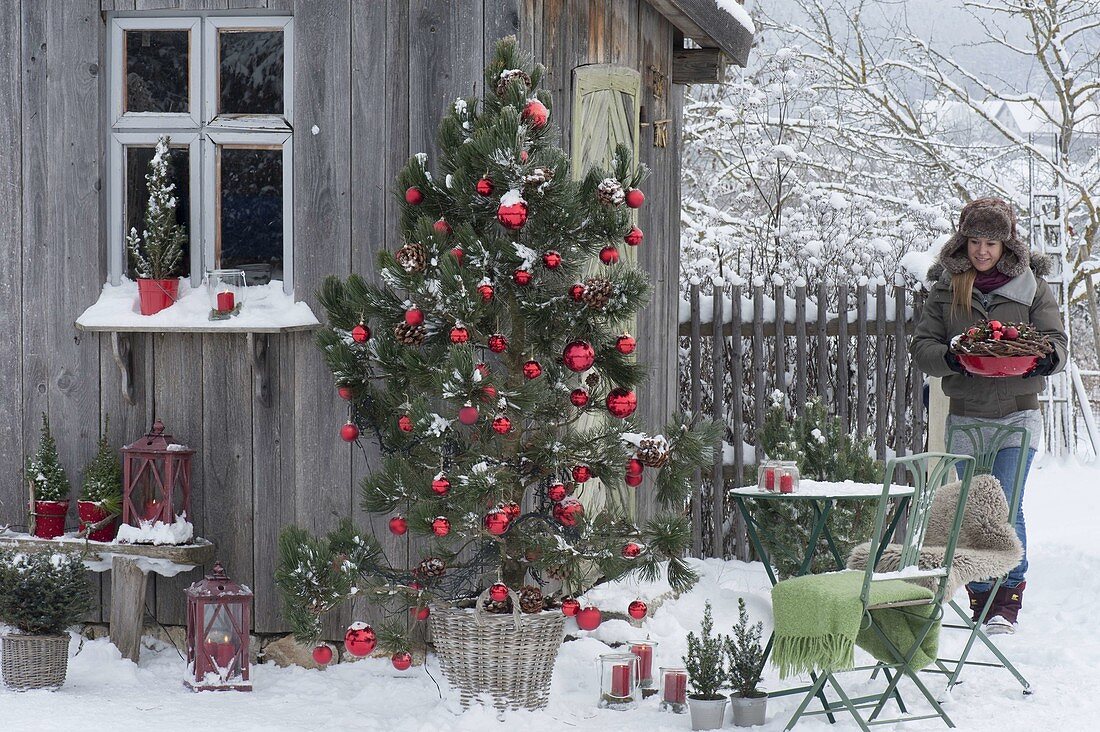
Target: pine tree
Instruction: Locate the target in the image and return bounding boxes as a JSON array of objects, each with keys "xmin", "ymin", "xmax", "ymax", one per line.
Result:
[
  {"xmin": 276, "ymin": 37, "xmax": 719, "ymax": 649},
  {"xmin": 128, "ymin": 135, "xmax": 186, "ymax": 280},
  {"xmin": 726, "ymin": 597, "xmax": 766, "ymax": 698},
  {"xmin": 684, "ymin": 601, "xmax": 727, "ymax": 700},
  {"xmin": 0, "ymin": 549, "xmax": 92, "ymax": 635},
  {"xmin": 25, "ymin": 413, "xmax": 70, "ymax": 503},
  {"xmin": 81, "ymin": 417, "xmax": 123, "ymax": 515}
]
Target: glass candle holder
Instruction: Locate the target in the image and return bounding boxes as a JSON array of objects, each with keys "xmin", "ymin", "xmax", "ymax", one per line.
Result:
[
  {"xmin": 629, "ymin": 640, "xmax": 658, "ymax": 689},
  {"xmin": 659, "ymin": 666, "xmax": 688, "ymax": 713},
  {"xmin": 758, "ymin": 460, "xmax": 778, "ymax": 491},
  {"xmin": 597, "ymin": 652, "xmax": 638, "ymax": 710},
  {"xmin": 779, "ymin": 461, "xmax": 800, "ymax": 494},
  {"xmin": 206, "ymin": 269, "xmax": 247, "ymax": 318}
]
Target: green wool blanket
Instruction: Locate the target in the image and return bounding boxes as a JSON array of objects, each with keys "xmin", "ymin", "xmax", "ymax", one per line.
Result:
[{"xmin": 771, "ymin": 570, "xmax": 940, "ymax": 679}]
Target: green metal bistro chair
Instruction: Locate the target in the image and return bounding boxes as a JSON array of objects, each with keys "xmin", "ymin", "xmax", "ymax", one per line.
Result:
[
  {"xmin": 929, "ymin": 422, "xmax": 1032, "ymax": 695},
  {"xmin": 775, "ymin": 453, "xmax": 975, "ymax": 731}
]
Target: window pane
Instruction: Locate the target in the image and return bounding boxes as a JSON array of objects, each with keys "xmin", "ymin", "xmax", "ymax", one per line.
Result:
[
  {"xmin": 125, "ymin": 30, "xmax": 189, "ymax": 113},
  {"xmin": 219, "ymin": 30, "xmax": 284, "ymax": 115},
  {"xmin": 219, "ymin": 146, "xmax": 283, "ymax": 283},
  {"xmin": 125, "ymin": 146, "xmax": 191, "ymax": 278}
]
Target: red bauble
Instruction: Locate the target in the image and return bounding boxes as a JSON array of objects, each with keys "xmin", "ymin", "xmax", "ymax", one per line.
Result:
[
  {"xmin": 599, "ymin": 246, "xmax": 620, "ymax": 265},
  {"xmin": 616, "ymin": 333, "xmax": 637, "ymax": 355},
  {"xmin": 520, "ymin": 150, "xmax": 529, "ymax": 163},
  {"xmin": 626, "ymin": 458, "xmax": 644, "ymax": 476},
  {"xmin": 344, "ymin": 623, "xmax": 377, "ymax": 657},
  {"xmin": 561, "ymin": 598, "xmax": 581, "ymax": 617},
  {"xmin": 547, "ymin": 483, "xmax": 568, "ymax": 502},
  {"xmin": 431, "ymin": 516, "xmax": 451, "ymax": 536},
  {"xmin": 502, "ymin": 501, "xmax": 521, "ymax": 520},
  {"xmin": 488, "ymin": 334, "xmax": 508, "ymax": 353},
  {"xmin": 484, "ymin": 510, "xmax": 510, "ymax": 535},
  {"xmin": 622, "ymin": 542, "xmax": 642, "ymax": 558},
  {"xmin": 351, "ymin": 323, "xmax": 370, "ymax": 343},
  {"xmin": 451, "ymin": 246, "xmax": 464, "ymax": 264},
  {"xmin": 624, "ymin": 472, "xmax": 643, "ymax": 487},
  {"xmin": 450, "ymin": 326, "xmax": 469, "ymax": 344},
  {"xmin": 492, "ymin": 415, "xmax": 512, "ymax": 434},
  {"xmin": 572, "ymin": 465, "xmax": 592, "ymax": 483},
  {"xmin": 553, "ymin": 497, "xmax": 584, "ymax": 527},
  {"xmin": 458, "ymin": 404, "xmax": 479, "ymax": 425},
  {"xmin": 337, "ymin": 385, "xmax": 356, "ymax": 401},
  {"xmin": 542, "ymin": 250, "xmax": 562, "ymax": 269},
  {"xmin": 341, "ymin": 422, "xmax": 360, "ymax": 442},
  {"xmin": 523, "ymin": 360, "xmax": 543, "ymax": 379},
  {"xmin": 431, "ymin": 475, "xmax": 451, "ymax": 496},
  {"xmin": 312, "ymin": 644, "xmax": 334, "ymax": 665},
  {"xmin": 513, "ymin": 269, "xmax": 533, "ymax": 286},
  {"xmin": 433, "ymin": 218, "xmax": 452, "ymax": 235},
  {"xmin": 624, "ymin": 226, "xmax": 643, "ymax": 246},
  {"xmin": 489, "ymin": 583, "xmax": 509, "ymax": 602},
  {"xmin": 404, "ymin": 187, "xmax": 423, "ymax": 205},
  {"xmin": 625, "ymin": 188, "xmax": 645, "ymax": 209},
  {"xmin": 522, "ymin": 99, "xmax": 550, "ymax": 128},
  {"xmin": 476, "ymin": 177, "xmax": 494, "ymax": 196},
  {"xmin": 388, "ymin": 515, "xmax": 408, "ymax": 535},
  {"xmin": 569, "ymin": 284, "xmax": 585, "ymax": 301},
  {"xmin": 404, "ymin": 307, "xmax": 424, "ymax": 326},
  {"xmin": 497, "ymin": 201, "xmax": 529, "ymax": 230},
  {"xmin": 398, "ymin": 414, "xmax": 414, "ymax": 432},
  {"xmin": 606, "ymin": 388, "xmax": 637, "ymax": 419},
  {"xmin": 575, "ymin": 606, "xmax": 602, "ymax": 631},
  {"xmin": 412, "ymin": 606, "xmax": 430, "ymax": 621},
  {"xmin": 989, "ymin": 320, "xmax": 1003, "ymax": 330},
  {"xmin": 482, "ymin": 385, "xmax": 497, "ymax": 400},
  {"xmin": 628, "ymin": 600, "xmax": 648, "ymax": 620},
  {"xmin": 562, "ymin": 340, "xmax": 595, "ymax": 372},
  {"xmin": 478, "ymin": 283, "xmax": 495, "ymax": 301},
  {"xmin": 569, "ymin": 388, "xmax": 590, "ymax": 407},
  {"xmin": 1004, "ymin": 326, "xmax": 1020, "ymax": 340},
  {"xmin": 476, "ymin": 362, "xmax": 490, "ymax": 376},
  {"xmin": 391, "ymin": 652, "xmax": 413, "ymax": 671}
]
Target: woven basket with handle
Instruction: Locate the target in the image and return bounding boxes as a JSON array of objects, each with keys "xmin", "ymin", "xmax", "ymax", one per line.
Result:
[
  {"xmin": 2, "ymin": 634, "xmax": 70, "ymax": 691},
  {"xmin": 430, "ymin": 587, "xmax": 565, "ymax": 711}
]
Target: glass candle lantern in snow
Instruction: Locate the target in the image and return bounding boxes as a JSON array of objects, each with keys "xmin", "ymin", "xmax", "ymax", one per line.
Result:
[
  {"xmin": 185, "ymin": 561, "xmax": 253, "ymax": 691},
  {"xmin": 597, "ymin": 652, "xmax": 639, "ymax": 710},
  {"xmin": 629, "ymin": 640, "xmax": 658, "ymax": 689},
  {"xmin": 757, "ymin": 460, "xmax": 779, "ymax": 491},
  {"xmin": 205, "ymin": 268, "xmax": 246, "ymax": 319},
  {"xmin": 121, "ymin": 419, "xmax": 193, "ymax": 529},
  {"xmin": 778, "ymin": 461, "xmax": 800, "ymax": 494},
  {"xmin": 659, "ymin": 666, "xmax": 688, "ymax": 713}
]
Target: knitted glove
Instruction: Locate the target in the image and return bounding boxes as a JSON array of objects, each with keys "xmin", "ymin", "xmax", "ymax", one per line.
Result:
[
  {"xmin": 944, "ymin": 351, "xmax": 970, "ymax": 377},
  {"xmin": 1023, "ymin": 352, "xmax": 1058, "ymax": 379}
]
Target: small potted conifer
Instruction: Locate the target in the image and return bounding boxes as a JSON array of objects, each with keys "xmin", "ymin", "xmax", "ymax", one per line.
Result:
[
  {"xmin": 684, "ymin": 601, "xmax": 728, "ymax": 730},
  {"xmin": 0, "ymin": 549, "xmax": 92, "ymax": 691},
  {"xmin": 727, "ymin": 597, "xmax": 768, "ymax": 726},
  {"xmin": 25, "ymin": 414, "xmax": 70, "ymax": 539},
  {"xmin": 128, "ymin": 135, "xmax": 186, "ymax": 315},
  {"xmin": 79, "ymin": 419, "xmax": 122, "ymax": 542}
]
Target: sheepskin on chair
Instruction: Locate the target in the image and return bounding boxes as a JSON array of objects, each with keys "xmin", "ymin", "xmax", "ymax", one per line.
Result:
[{"xmin": 846, "ymin": 474, "xmax": 1023, "ymax": 598}]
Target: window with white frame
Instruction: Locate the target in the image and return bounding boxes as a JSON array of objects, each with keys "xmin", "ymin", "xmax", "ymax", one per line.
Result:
[{"xmin": 108, "ymin": 15, "xmax": 294, "ymax": 293}]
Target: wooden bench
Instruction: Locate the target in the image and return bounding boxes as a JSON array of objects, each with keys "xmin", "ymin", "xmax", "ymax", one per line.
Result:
[{"xmin": 0, "ymin": 530, "xmax": 215, "ymax": 663}]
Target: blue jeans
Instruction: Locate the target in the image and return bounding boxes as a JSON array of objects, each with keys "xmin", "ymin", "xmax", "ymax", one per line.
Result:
[{"xmin": 963, "ymin": 447, "xmax": 1034, "ymax": 592}]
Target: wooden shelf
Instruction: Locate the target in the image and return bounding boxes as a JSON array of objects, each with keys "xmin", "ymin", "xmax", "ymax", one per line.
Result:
[
  {"xmin": 75, "ymin": 322, "xmax": 319, "ymax": 334},
  {"xmin": 0, "ymin": 530, "xmax": 216, "ymax": 566}
]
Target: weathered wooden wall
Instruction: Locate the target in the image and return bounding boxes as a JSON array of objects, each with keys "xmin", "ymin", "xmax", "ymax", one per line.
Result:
[{"xmin": 0, "ymin": 0, "xmax": 686, "ymax": 634}]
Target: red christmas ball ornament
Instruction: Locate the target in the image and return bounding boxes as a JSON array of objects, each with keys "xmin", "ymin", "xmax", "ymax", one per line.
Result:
[
  {"xmin": 344, "ymin": 623, "xmax": 377, "ymax": 657},
  {"xmin": 599, "ymin": 246, "xmax": 620, "ymax": 265},
  {"xmin": 449, "ymin": 326, "xmax": 469, "ymax": 344},
  {"xmin": 488, "ymin": 334, "xmax": 508, "ymax": 353},
  {"xmin": 622, "ymin": 542, "xmax": 642, "ymax": 558},
  {"xmin": 562, "ymin": 340, "xmax": 595, "ymax": 372},
  {"xmin": 606, "ymin": 388, "xmax": 638, "ymax": 419},
  {"xmin": 553, "ymin": 497, "xmax": 584, "ymax": 527},
  {"xmin": 482, "ymin": 385, "xmax": 497, "ymax": 400},
  {"xmin": 502, "ymin": 501, "xmax": 521, "ymax": 520},
  {"xmin": 484, "ymin": 510, "xmax": 510, "ymax": 535},
  {"xmin": 1004, "ymin": 326, "xmax": 1020, "ymax": 340},
  {"xmin": 404, "ymin": 186, "xmax": 423, "ymax": 205},
  {"xmin": 547, "ymin": 483, "xmax": 568, "ymax": 502},
  {"xmin": 625, "ymin": 188, "xmax": 645, "ymax": 209},
  {"xmin": 572, "ymin": 465, "xmax": 592, "ymax": 483},
  {"xmin": 408, "ymin": 581, "xmax": 422, "ymax": 591},
  {"xmin": 340, "ymin": 422, "xmax": 360, "ymax": 442},
  {"xmin": 989, "ymin": 320, "xmax": 1003, "ymax": 331},
  {"xmin": 451, "ymin": 246, "xmax": 464, "ymax": 264},
  {"xmin": 542, "ymin": 250, "xmax": 562, "ymax": 269},
  {"xmin": 992, "ymin": 331, "xmax": 1003, "ymax": 340},
  {"xmin": 624, "ymin": 472, "xmax": 643, "ymax": 488},
  {"xmin": 458, "ymin": 404, "xmax": 479, "ymax": 425},
  {"xmin": 626, "ymin": 458, "xmax": 644, "ymax": 476},
  {"xmin": 575, "ymin": 606, "xmax": 602, "ymax": 631},
  {"xmin": 561, "ymin": 598, "xmax": 581, "ymax": 617},
  {"xmin": 513, "ymin": 269, "xmax": 533, "ymax": 286},
  {"xmin": 628, "ymin": 600, "xmax": 648, "ymax": 620},
  {"xmin": 478, "ymin": 283, "xmax": 495, "ymax": 302},
  {"xmin": 351, "ymin": 323, "xmax": 370, "ymax": 343},
  {"xmin": 312, "ymin": 644, "xmax": 334, "ymax": 665},
  {"xmin": 569, "ymin": 283, "xmax": 585, "ymax": 302},
  {"xmin": 616, "ymin": 333, "xmax": 637, "ymax": 355},
  {"xmin": 476, "ymin": 362, "xmax": 490, "ymax": 376},
  {"xmin": 522, "ymin": 99, "xmax": 550, "ymax": 128},
  {"xmin": 433, "ymin": 218, "xmax": 452, "ymax": 235},
  {"xmin": 404, "ymin": 307, "xmax": 424, "ymax": 326},
  {"xmin": 476, "ymin": 177, "xmax": 494, "ymax": 196},
  {"xmin": 523, "ymin": 360, "xmax": 543, "ymax": 379},
  {"xmin": 492, "ymin": 415, "xmax": 512, "ymax": 434},
  {"xmin": 412, "ymin": 606, "xmax": 430, "ymax": 621},
  {"xmin": 431, "ymin": 474, "xmax": 451, "ymax": 496},
  {"xmin": 337, "ymin": 385, "xmax": 356, "ymax": 401},
  {"xmin": 391, "ymin": 651, "xmax": 412, "ymax": 671},
  {"xmin": 489, "ymin": 583, "xmax": 509, "ymax": 602},
  {"xmin": 398, "ymin": 414, "xmax": 414, "ymax": 432},
  {"xmin": 388, "ymin": 515, "xmax": 408, "ymax": 536},
  {"xmin": 520, "ymin": 149, "xmax": 529, "ymax": 163},
  {"xmin": 497, "ymin": 200, "xmax": 529, "ymax": 230},
  {"xmin": 624, "ymin": 226, "xmax": 643, "ymax": 246},
  {"xmin": 569, "ymin": 388, "xmax": 590, "ymax": 407},
  {"xmin": 431, "ymin": 516, "xmax": 451, "ymax": 536}
]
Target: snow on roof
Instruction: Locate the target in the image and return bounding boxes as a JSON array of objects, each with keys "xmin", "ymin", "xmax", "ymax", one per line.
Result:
[{"xmin": 715, "ymin": 0, "xmax": 755, "ymax": 35}]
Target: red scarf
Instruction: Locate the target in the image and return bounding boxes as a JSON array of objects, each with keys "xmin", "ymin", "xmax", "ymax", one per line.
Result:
[{"xmin": 974, "ymin": 268, "xmax": 1012, "ymax": 293}]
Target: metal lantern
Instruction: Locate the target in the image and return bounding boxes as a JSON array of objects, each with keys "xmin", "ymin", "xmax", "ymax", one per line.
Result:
[
  {"xmin": 185, "ymin": 561, "xmax": 253, "ymax": 691},
  {"xmin": 121, "ymin": 419, "xmax": 194, "ymax": 527}
]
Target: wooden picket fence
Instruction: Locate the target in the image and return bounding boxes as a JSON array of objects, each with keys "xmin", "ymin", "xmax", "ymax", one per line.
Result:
[{"xmin": 678, "ymin": 281, "xmax": 927, "ymax": 560}]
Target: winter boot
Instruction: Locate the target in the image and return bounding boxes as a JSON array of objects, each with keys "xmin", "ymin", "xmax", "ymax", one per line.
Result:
[
  {"xmin": 967, "ymin": 586, "xmax": 993, "ymax": 622},
  {"xmin": 985, "ymin": 582, "xmax": 1025, "ymax": 635}
]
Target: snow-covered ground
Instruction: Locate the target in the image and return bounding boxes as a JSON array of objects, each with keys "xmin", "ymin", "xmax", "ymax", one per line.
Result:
[{"xmin": 2, "ymin": 456, "xmax": 1096, "ymax": 731}]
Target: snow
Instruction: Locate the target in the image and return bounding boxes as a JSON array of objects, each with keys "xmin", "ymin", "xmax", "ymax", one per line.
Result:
[
  {"xmin": 715, "ymin": 0, "xmax": 755, "ymax": 34},
  {"xmin": 730, "ymin": 479, "xmax": 915, "ymax": 499},
  {"xmin": 115, "ymin": 515, "xmax": 194, "ymax": 546},
  {"xmin": 77, "ymin": 279, "xmax": 320, "ymax": 331},
  {"xmin": 500, "ymin": 189, "xmax": 526, "ymax": 207}
]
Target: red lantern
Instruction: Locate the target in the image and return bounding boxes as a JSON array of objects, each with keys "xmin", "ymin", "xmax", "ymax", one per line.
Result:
[
  {"xmin": 624, "ymin": 226, "xmax": 643, "ymax": 246},
  {"xmin": 492, "ymin": 415, "xmax": 512, "ymax": 434},
  {"xmin": 522, "ymin": 99, "xmax": 550, "ymax": 128},
  {"xmin": 431, "ymin": 516, "xmax": 451, "ymax": 536},
  {"xmin": 553, "ymin": 497, "xmax": 584, "ymax": 527},
  {"xmin": 433, "ymin": 218, "xmax": 452, "ymax": 235},
  {"xmin": 476, "ymin": 177, "xmax": 494, "ymax": 196},
  {"xmin": 513, "ymin": 269, "xmax": 533, "ymax": 286},
  {"xmin": 606, "ymin": 388, "xmax": 637, "ymax": 419},
  {"xmin": 622, "ymin": 542, "xmax": 642, "ymax": 558},
  {"xmin": 431, "ymin": 474, "xmax": 451, "ymax": 496},
  {"xmin": 484, "ymin": 510, "xmax": 510, "ymax": 535},
  {"xmin": 625, "ymin": 188, "xmax": 645, "ymax": 209},
  {"xmin": 569, "ymin": 388, "xmax": 590, "ymax": 407},
  {"xmin": 576, "ymin": 606, "xmax": 602, "ymax": 631},
  {"xmin": 599, "ymin": 246, "xmax": 620, "ymax": 265},
  {"xmin": 344, "ymin": 622, "xmax": 377, "ymax": 657},
  {"xmin": 389, "ymin": 516, "xmax": 408, "ymax": 535},
  {"xmin": 478, "ymin": 283, "xmax": 495, "ymax": 301},
  {"xmin": 405, "ymin": 187, "xmax": 423, "ymax": 205},
  {"xmin": 616, "ymin": 333, "xmax": 636, "ymax": 355},
  {"xmin": 490, "ymin": 583, "xmax": 509, "ymax": 602},
  {"xmin": 572, "ymin": 465, "xmax": 591, "ymax": 483},
  {"xmin": 450, "ymin": 326, "xmax": 469, "ymax": 344},
  {"xmin": 628, "ymin": 600, "xmax": 648, "ymax": 620},
  {"xmin": 340, "ymin": 422, "xmax": 360, "ymax": 442},
  {"xmin": 185, "ymin": 562, "xmax": 252, "ymax": 691},
  {"xmin": 458, "ymin": 404, "xmax": 479, "ymax": 425},
  {"xmin": 497, "ymin": 200, "xmax": 528, "ymax": 230},
  {"xmin": 561, "ymin": 598, "xmax": 580, "ymax": 616},
  {"xmin": 547, "ymin": 483, "xmax": 568, "ymax": 502},
  {"xmin": 523, "ymin": 360, "xmax": 543, "ymax": 379},
  {"xmin": 569, "ymin": 284, "xmax": 585, "ymax": 301},
  {"xmin": 562, "ymin": 341, "xmax": 595, "ymax": 372},
  {"xmin": 121, "ymin": 420, "xmax": 194, "ymax": 528},
  {"xmin": 542, "ymin": 250, "xmax": 562, "ymax": 269},
  {"xmin": 351, "ymin": 323, "xmax": 370, "ymax": 343},
  {"xmin": 488, "ymin": 334, "xmax": 508, "ymax": 353}
]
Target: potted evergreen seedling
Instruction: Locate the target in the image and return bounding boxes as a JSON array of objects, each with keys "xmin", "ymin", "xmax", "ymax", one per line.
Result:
[
  {"xmin": 128, "ymin": 135, "xmax": 186, "ymax": 315},
  {"xmin": 26, "ymin": 414, "xmax": 71, "ymax": 539},
  {"xmin": 0, "ymin": 549, "xmax": 92, "ymax": 691},
  {"xmin": 727, "ymin": 597, "xmax": 768, "ymax": 726},
  {"xmin": 683, "ymin": 602, "xmax": 728, "ymax": 730},
  {"xmin": 79, "ymin": 420, "xmax": 122, "ymax": 542}
]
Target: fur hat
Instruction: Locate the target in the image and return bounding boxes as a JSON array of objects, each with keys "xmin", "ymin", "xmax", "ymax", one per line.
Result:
[{"xmin": 936, "ymin": 197, "xmax": 1030, "ymax": 277}]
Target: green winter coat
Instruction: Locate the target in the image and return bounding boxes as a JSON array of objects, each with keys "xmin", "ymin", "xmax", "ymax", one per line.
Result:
[{"xmin": 910, "ymin": 263, "xmax": 1068, "ymax": 419}]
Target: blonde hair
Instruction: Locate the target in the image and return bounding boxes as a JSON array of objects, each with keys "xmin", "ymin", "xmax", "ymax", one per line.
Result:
[{"xmin": 951, "ymin": 269, "xmax": 976, "ymax": 315}]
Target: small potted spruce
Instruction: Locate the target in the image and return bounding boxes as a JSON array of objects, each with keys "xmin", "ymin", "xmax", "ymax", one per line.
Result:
[
  {"xmin": 26, "ymin": 414, "xmax": 71, "ymax": 539},
  {"xmin": 727, "ymin": 598, "xmax": 768, "ymax": 726},
  {"xmin": 0, "ymin": 549, "xmax": 92, "ymax": 691},
  {"xmin": 128, "ymin": 135, "xmax": 186, "ymax": 316},
  {"xmin": 78, "ymin": 420, "xmax": 122, "ymax": 542},
  {"xmin": 684, "ymin": 601, "xmax": 728, "ymax": 730}
]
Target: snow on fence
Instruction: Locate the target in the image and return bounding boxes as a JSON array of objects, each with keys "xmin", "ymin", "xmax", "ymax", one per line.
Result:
[{"xmin": 678, "ymin": 281, "xmax": 926, "ymax": 560}]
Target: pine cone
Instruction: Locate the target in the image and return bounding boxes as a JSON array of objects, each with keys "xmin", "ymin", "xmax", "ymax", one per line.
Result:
[
  {"xmin": 481, "ymin": 596, "xmax": 512, "ymax": 614},
  {"xmin": 518, "ymin": 585, "xmax": 545, "ymax": 614},
  {"xmin": 395, "ymin": 243, "xmax": 426, "ymax": 274},
  {"xmin": 394, "ymin": 321, "xmax": 426, "ymax": 346},
  {"xmin": 585, "ymin": 371, "xmax": 601, "ymax": 388},
  {"xmin": 496, "ymin": 69, "xmax": 532, "ymax": 97},
  {"xmin": 636, "ymin": 437, "xmax": 671, "ymax": 469},
  {"xmin": 523, "ymin": 167, "xmax": 554, "ymax": 187},
  {"xmin": 582, "ymin": 277, "xmax": 614, "ymax": 310},
  {"xmin": 415, "ymin": 557, "xmax": 446, "ymax": 578},
  {"xmin": 596, "ymin": 177, "xmax": 625, "ymax": 206}
]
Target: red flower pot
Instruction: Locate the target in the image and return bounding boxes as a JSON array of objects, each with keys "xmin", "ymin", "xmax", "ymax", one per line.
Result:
[
  {"xmin": 137, "ymin": 278, "xmax": 179, "ymax": 316},
  {"xmin": 957, "ymin": 354, "xmax": 1039, "ymax": 378},
  {"xmin": 78, "ymin": 500, "xmax": 118, "ymax": 542},
  {"xmin": 33, "ymin": 500, "xmax": 69, "ymax": 539}
]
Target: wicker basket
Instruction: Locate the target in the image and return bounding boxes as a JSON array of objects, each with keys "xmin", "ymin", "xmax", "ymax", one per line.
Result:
[
  {"xmin": 430, "ymin": 588, "xmax": 565, "ymax": 711},
  {"xmin": 1, "ymin": 634, "xmax": 70, "ymax": 691}
]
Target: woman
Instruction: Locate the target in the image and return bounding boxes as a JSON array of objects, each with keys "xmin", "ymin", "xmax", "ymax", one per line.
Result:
[{"xmin": 911, "ymin": 197, "xmax": 1067, "ymax": 635}]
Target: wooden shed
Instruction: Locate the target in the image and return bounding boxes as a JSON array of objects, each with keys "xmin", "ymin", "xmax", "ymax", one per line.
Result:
[{"xmin": 0, "ymin": 0, "xmax": 753, "ymax": 634}]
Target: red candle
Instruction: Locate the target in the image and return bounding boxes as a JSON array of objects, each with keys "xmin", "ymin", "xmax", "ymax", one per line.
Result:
[
  {"xmin": 631, "ymin": 643, "xmax": 653, "ymax": 684},
  {"xmin": 204, "ymin": 637, "xmax": 236, "ymax": 670},
  {"xmin": 217, "ymin": 290, "xmax": 235, "ymax": 312},
  {"xmin": 780, "ymin": 472, "xmax": 794, "ymax": 493},
  {"xmin": 765, "ymin": 467, "xmax": 776, "ymax": 491},
  {"xmin": 611, "ymin": 663, "xmax": 631, "ymax": 697},
  {"xmin": 664, "ymin": 671, "xmax": 687, "ymax": 704}
]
